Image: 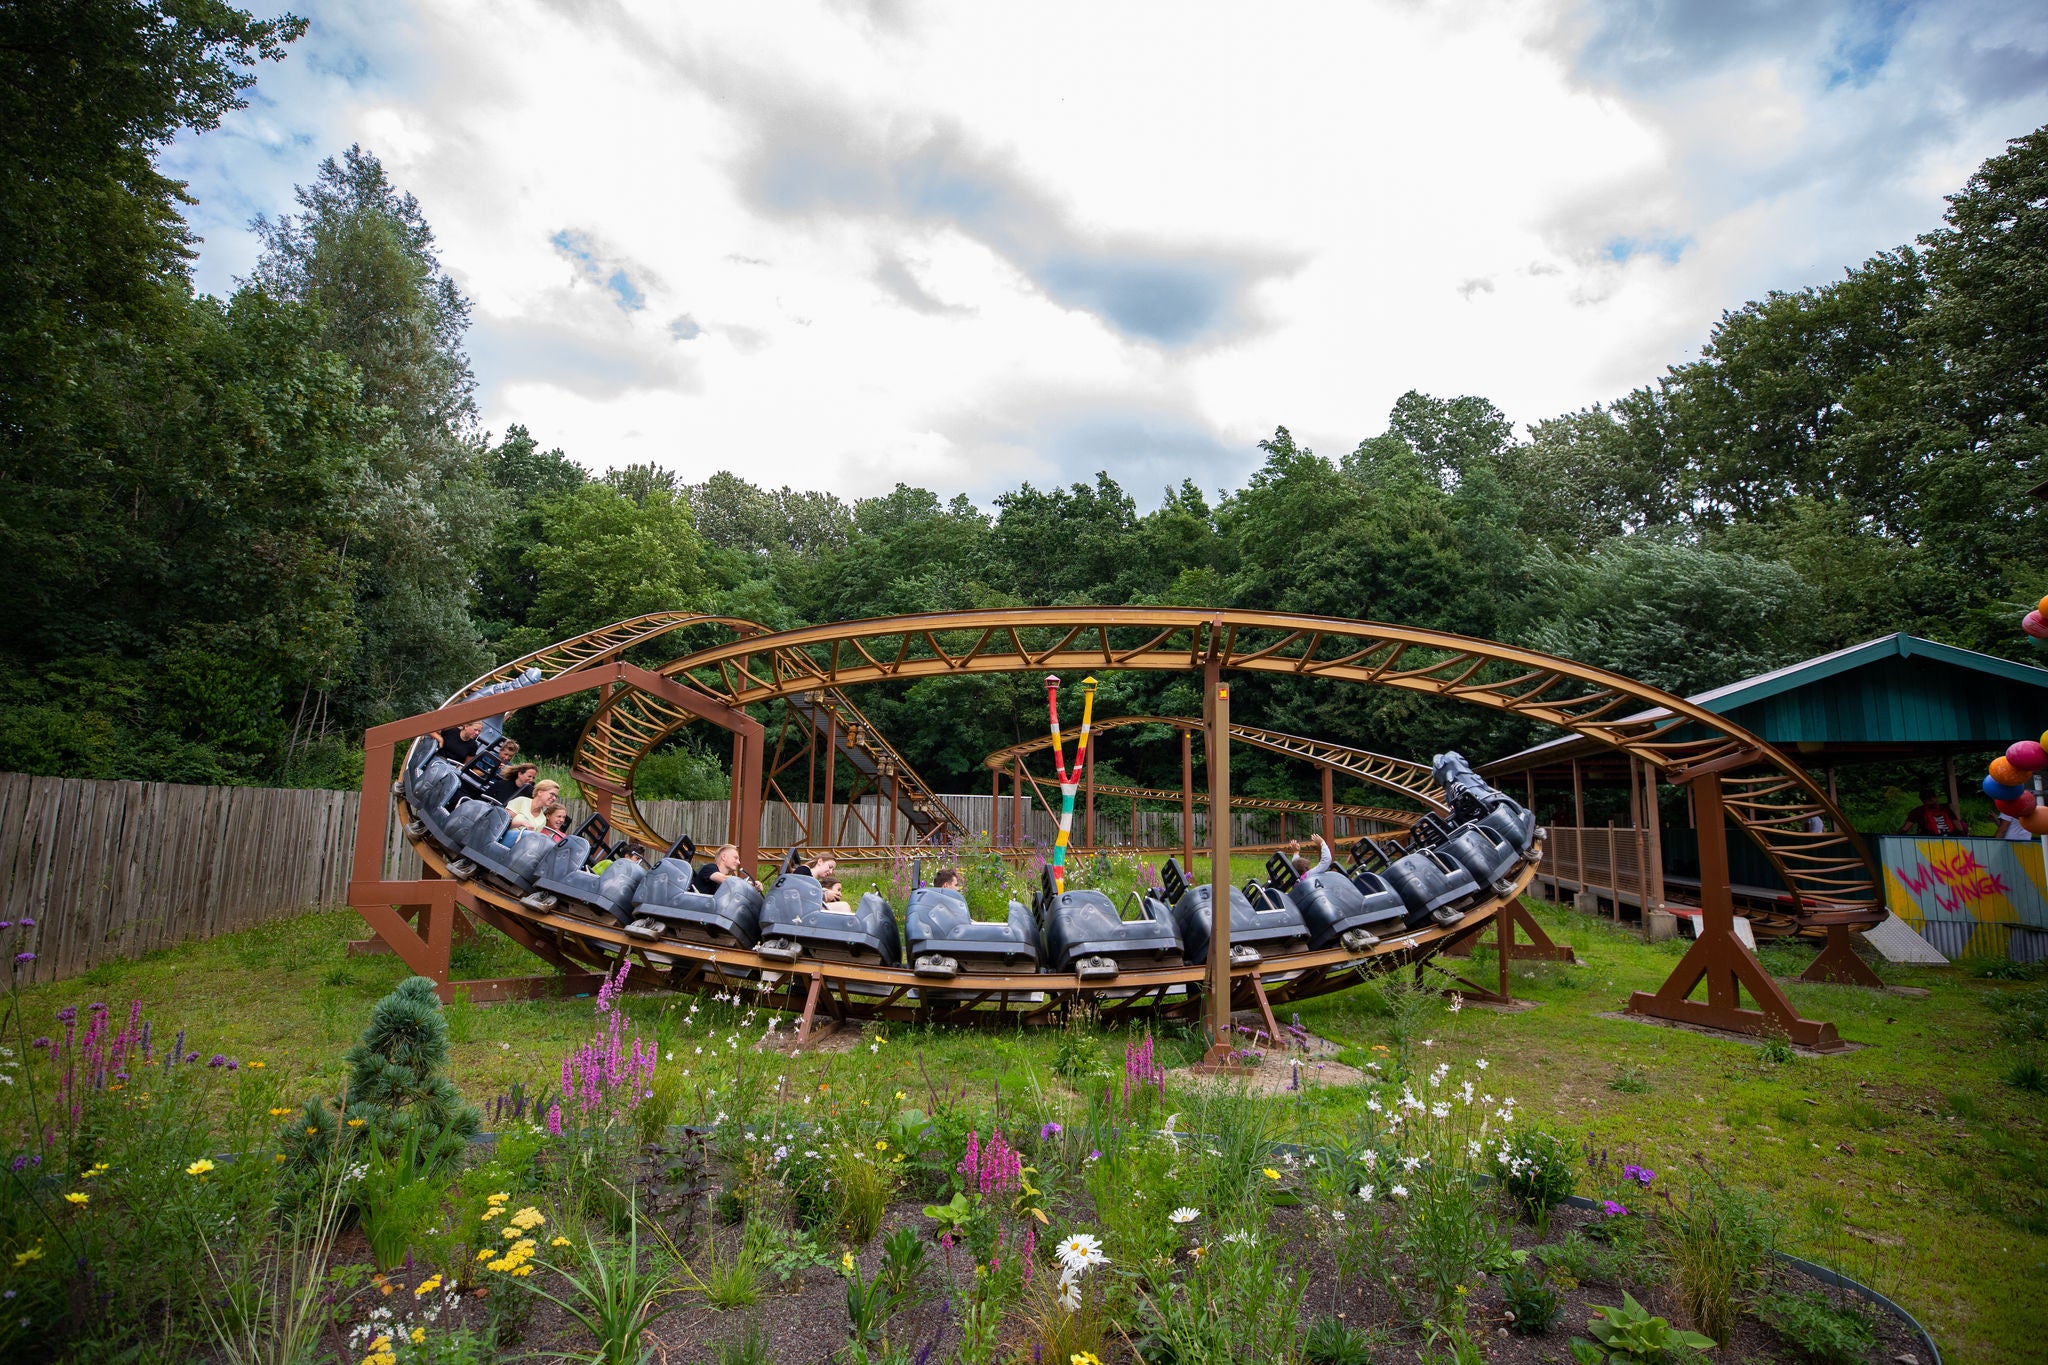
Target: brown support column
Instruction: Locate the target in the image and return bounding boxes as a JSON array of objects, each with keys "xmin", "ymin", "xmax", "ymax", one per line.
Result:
[
  {"xmin": 1201, "ymin": 657, "xmax": 1234, "ymax": 1065},
  {"xmin": 729, "ymin": 732, "xmax": 745, "ymax": 847},
  {"xmin": 885, "ymin": 762, "xmax": 899, "ymax": 849},
  {"xmin": 1572, "ymin": 758, "xmax": 1585, "ymax": 827},
  {"xmin": 806, "ymin": 705, "xmax": 818, "ymax": 845},
  {"xmin": 1944, "ymin": 755, "xmax": 1961, "ymax": 821},
  {"xmin": 1627, "ymin": 771, "xmax": 1845, "ymax": 1050},
  {"xmin": 734, "ymin": 722, "xmax": 763, "ymax": 876},
  {"xmin": 822, "ymin": 710, "xmax": 837, "ymax": 852},
  {"xmin": 1525, "ymin": 770, "xmax": 1536, "ymax": 815},
  {"xmin": 990, "ymin": 765, "xmax": 1000, "ymax": 843},
  {"xmin": 1085, "ymin": 743, "xmax": 1096, "ymax": 850},
  {"xmin": 1013, "ymin": 763, "xmax": 1024, "ymax": 848},
  {"xmin": 1826, "ymin": 767, "xmax": 1838, "ymax": 806},
  {"xmin": 1644, "ymin": 761, "xmax": 1666, "ymax": 914},
  {"xmin": 1321, "ymin": 766, "xmax": 1336, "ymax": 848},
  {"xmin": 1181, "ymin": 729, "xmax": 1195, "ymax": 872}
]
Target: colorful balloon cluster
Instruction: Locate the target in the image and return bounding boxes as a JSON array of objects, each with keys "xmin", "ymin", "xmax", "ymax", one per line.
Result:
[
  {"xmin": 2024, "ymin": 594, "xmax": 2048, "ymax": 640},
  {"xmin": 1984, "ymin": 737, "xmax": 2048, "ymax": 834}
]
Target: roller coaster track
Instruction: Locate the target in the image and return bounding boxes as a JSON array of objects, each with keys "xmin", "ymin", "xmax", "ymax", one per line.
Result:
[
  {"xmin": 983, "ymin": 715, "xmax": 1447, "ymax": 816},
  {"xmin": 443, "ymin": 612, "xmax": 963, "ymax": 852},
  {"xmin": 1083, "ymin": 782, "xmax": 1415, "ymax": 828},
  {"xmin": 388, "ymin": 782, "xmax": 1549, "ymax": 1025},
  {"xmin": 355, "ymin": 608, "xmax": 1873, "ymax": 1047},
  {"xmin": 639, "ymin": 609, "xmax": 1879, "ymax": 918}
]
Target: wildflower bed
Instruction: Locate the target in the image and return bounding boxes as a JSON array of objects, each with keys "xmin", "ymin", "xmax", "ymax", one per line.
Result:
[{"xmin": 0, "ymin": 898, "xmax": 2038, "ymax": 1362}]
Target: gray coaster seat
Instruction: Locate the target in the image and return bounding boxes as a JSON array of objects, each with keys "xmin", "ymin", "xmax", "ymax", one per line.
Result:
[
  {"xmin": 624, "ymin": 836, "xmax": 765, "ymax": 949},
  {"xmin": 524, "ymin": 815, "xmax": 647, "ymax": 925},
  {"xmin": 1415, "ymin": 813, "xmax": 1522, "ymax": 899},
  {"xmin": 1266, "ymin": 852, "xmax": 1406, "ymax": 952},
  {"xmin": 756, "ymin": 854, "xmax": 901, "ymax": 965},
  {"xmin": 1159, "ymin": 857, "xmax": 1310, "ymax": 967},
  {"xmin": 904, "ymin": 886, "xmax": 1039, "ymax": 979},
  {"xmin": 1433, "ymin": 749, "xmax": 1539, "ymax": 853},
  {"xmin": 1036, "ymin": 869, "xmax": 1181, "ymax": 981},
  {"xmin": 1355, "ymin": 835, "xmax": 1480, "ymax": 929},
  {"xmin": 455, "ymin": 805, "xmax": 556, "ymax": 891}
]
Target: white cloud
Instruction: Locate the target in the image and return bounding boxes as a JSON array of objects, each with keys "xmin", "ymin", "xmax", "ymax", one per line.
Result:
[{"xmin": 168, "ymin": 0, "xmax": 2048, "ymax": 500}]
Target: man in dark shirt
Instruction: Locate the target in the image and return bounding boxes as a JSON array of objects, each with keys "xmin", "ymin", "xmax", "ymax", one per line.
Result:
[
  {"xmin": 692, "ymin": 843, "xmax": 749, "ymax": 894},
  {"xmin": 1898, "ymin": 789, "xmax": 1969, "ymax": 836},
  {"xmin": 437, "ymin": 720, "xmax": 484, "ymax": 764}
]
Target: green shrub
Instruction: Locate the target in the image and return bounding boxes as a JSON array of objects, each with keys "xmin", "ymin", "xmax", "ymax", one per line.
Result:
[
  {"xmin": 1608, "ymin": 1065, "xmax": 1653, "ymax": 1094},
  {"xmin": 2005, "ymin": 1054, "xmax": 2048, "ymax": 1094},
  {"xmin": 1495, "ymin": 1126, "xmax": 1578, "ymax": 1230},
  {"xmin": 1304, "ymin": 1313, "xmax": 1377, "ymax": 1364},
  {"xmin": 1755, "ymin": 1288, "xmax": 1879, "ymax": 1365},
  {"xmin": 1502, "ymin": 1259, "xmax": 1562, "ymax": 1335},
  {"xmin": 279, "ymin": 976, "xmax": 482, "ymax": 1204}
]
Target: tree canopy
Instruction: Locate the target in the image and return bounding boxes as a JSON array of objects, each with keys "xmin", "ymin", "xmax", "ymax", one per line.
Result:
[{"xmin": 1, "ymin": 4, "xmax": 2042, "ymax": 806}]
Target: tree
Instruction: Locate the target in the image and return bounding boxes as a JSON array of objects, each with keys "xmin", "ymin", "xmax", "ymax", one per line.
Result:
[
  {"xmin": 1519, "ymin": 538, "xmax": 1820, "ymax": 697},
  {"xmin": 517, "ymin": 483, "xmax": 705, "ymax": 645},
  {"xmin": 252, "ymin": 146, "xmax": 497, "ymax": 724}
]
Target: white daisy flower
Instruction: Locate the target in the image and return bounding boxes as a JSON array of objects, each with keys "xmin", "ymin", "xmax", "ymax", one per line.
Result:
[
  {"xmin": 1054, "ymin": 1232, "xmax": 1109, "ymax": 1273},
  {"xmin": 1168, "ymin": 1207, "xmax": 1200, "ymax": 1225}
]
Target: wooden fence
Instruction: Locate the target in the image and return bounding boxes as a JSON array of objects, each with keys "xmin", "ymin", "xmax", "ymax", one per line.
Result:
[{"xmin": 0, "ymin": 773, "xmax": 1396, "ymax": 986}]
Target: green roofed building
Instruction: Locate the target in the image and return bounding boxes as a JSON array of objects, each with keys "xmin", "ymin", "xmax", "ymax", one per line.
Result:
[{"xmin": 1482, "ymin": 634, "xmax": 2048, "ymax": 961}]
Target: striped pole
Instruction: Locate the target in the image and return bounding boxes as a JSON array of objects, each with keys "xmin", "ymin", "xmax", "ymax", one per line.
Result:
[{"xmin": 1045, "ymin": 674, "xmax": 1098, "ymax": 893}]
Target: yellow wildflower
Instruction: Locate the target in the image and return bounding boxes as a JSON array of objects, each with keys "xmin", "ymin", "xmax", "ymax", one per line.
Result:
[
  {"xmin": 414, "ymin": 1275, "xmax": 442, "ymax": 1297},
  {"xmin": 1073, "ymin": 1355, "xmax": 1103, "ymax": 1365},
  {"xmin": 248, "ymin": 1061, "xmax": 265, "ymax": 1069},
  {"xmin": 1261, "ymin": 1168, "xmax": 1280, "ymax": 1181},
  {"xmin": 269, "ymin": 1107, "xmax": 292, "ymax": 1117},
  {"xmin": 481, "ymin": 1206, "xmax": 504, "ymax": 1220},
  {"xmin": 63, "ymin": 1192, "xmax": 87, "ymax": 1206},
  {"xmin": 509, "ymin": 1206, "xmax": 545, "ymax": 1230},
  {"xmin": 275, "ymin": 1154, "xmax": 286, "ymax": 1163},
  {"xmin": 550, "ymin": 1236, "xmax": 571, "ymax": 1247},
  {"xmin": 875, "ymin": 1140, "xmax": 888, "ymax": 1151},
  {"xmin": 306, "ymin": 1126, "xmax": 320, "ymax": 1135},
  {"xmin": 512, "ymin": 1265, "xmax": 532, "ymax": 1276},
  {"xmin": 12, "ymin": 1244, "xmax": 42, "ymax": 1268},
  {"xmin": 185, "ymin": 1158, "xmax": 214, "ymax": 1176},
  {"xmin": 346, "ymin": 1117, "xmax": 366, "ymax": 1128},
  {"xmin": 842, "ymin": 1251, "xmax": 855, "ymax": 1273},
  {"xmin": 84, "ymin": 1162, "xmax": 109, "ymax": 1177},
  {"xmin": 894, "ymin": 1090, "xmax": 907, "ymax": 1101},
  {"xmin": 487, "ymin": 1191, "xmax": 509, "ymax": 1203},
  {"xmin": 477, "ymin": 1249, "xmax": 493, "ymax": 1261},
  {"xmin": 410, "ymin": 1327, "xmax": 426, "ymax": 1344}
]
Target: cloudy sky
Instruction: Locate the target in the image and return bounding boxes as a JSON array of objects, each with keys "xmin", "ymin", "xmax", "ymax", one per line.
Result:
[{"xmin": 168, "ymin": 0, "xmax": 2048, "ymax": 503}]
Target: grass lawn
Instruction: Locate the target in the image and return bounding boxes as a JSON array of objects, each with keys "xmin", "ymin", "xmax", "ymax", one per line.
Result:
[{"xmin": 14, "ymin": 892, "xmax": 2045, "ymax": 1362}]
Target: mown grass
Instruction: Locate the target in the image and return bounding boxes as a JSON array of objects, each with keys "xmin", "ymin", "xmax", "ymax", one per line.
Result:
[{"xmin": 15, "ymin": 893, "xmax": 2044, "ymax": 1361}]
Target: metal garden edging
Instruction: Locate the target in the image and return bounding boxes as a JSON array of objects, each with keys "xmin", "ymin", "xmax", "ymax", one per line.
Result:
[{"xmin": 1560, "ymin": 1194, "xmax": 1941, "ymax": 1364}]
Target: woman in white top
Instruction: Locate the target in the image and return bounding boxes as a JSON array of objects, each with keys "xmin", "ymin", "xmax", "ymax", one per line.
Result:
[
  {"xmin": 1997, "ymin": 810, "xmax": 2035, "ymax": 841},
  {"xmin": 509, "ymin": 779, "xmax": 561, "ymax": 830}
]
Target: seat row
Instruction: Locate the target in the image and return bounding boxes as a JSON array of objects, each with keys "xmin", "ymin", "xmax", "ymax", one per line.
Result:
[{"xmin": 399, "ymin": 730, "xmax": 1538, "ymax": 985}]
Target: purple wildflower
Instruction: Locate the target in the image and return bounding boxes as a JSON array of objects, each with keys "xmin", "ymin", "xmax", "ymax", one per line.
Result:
[
  {"xmin": 1623, "ymin": 1164, "xmax": 1655, "ymax": 1186},
  {"xmin": 546, "ymin": 1103, "xmax": 563, "ymax": 1137},
  {"xmin": 18, "ymin": 918, "xmax": 31, "ymax": 927},
  {"xmin": 1040, "ymin": 1121, "xmax": 1061, "ymax": 1141},
  {"xmin": 1602, "ymin": 1199, "xmax": 1628, "ymax": 1217},
  {"xmin": 13, "ymin": 953, "xmax": 34, "ymax": 965},
  {"xmin": 207, "ymin": 1055, "xmax": 226, "ymax": 1068}
]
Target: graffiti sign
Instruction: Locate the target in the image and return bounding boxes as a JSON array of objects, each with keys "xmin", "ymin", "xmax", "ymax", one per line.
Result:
[{"xmin": 1878, "ymin": 835, "xmax": 2048, "ymax": 960}]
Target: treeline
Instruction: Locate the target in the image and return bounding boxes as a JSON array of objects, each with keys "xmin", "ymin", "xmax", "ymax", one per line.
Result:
[{"xmin": 3, "ymin": 4, "xmax": 2044, "ymax": 810}]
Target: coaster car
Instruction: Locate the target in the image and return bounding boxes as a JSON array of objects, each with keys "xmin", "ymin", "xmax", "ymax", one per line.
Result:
[
  {"xmin": 1356, "ymin": 835, "xmax": 1479, "ymax": 929},
  {"xmin": 1036, "ymin": 868, "xmax": 1182, "ymax": 981},
  {"xmin": 1266, "ymin": 852, "xmax": 1406, "ymax": 953},
  {"xmin": 450, "ymin": 805, "xmax": 557, "ymax": 891},
  {"xmin": 622, "ymin": 836, "xmax": 765, "ymax": 950},
  {"xmin": 756, "ymin": 854, "xmax": 902, "ymax": 966},
  {"xmin": 1159, "ymin": 857, "xmax": 1310, "ymax": 967},
  {"xmin": 904, "ymin": 885, "xmax": 1040, "ymax": 979},
  {"xmin": 1413, "ymin": 813, "xmax": 1522, "ymax": 899},
  {"xmin": 523, "ymin": 815, "xmax": 648, "ymax": 925},
  {"xmin": 401, "ymin": 761, "xmax": 469, "ymax": 849},
  {"xmin": 1433, "ymin": 750, "xmax": 1538, "ymax": 852}
]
